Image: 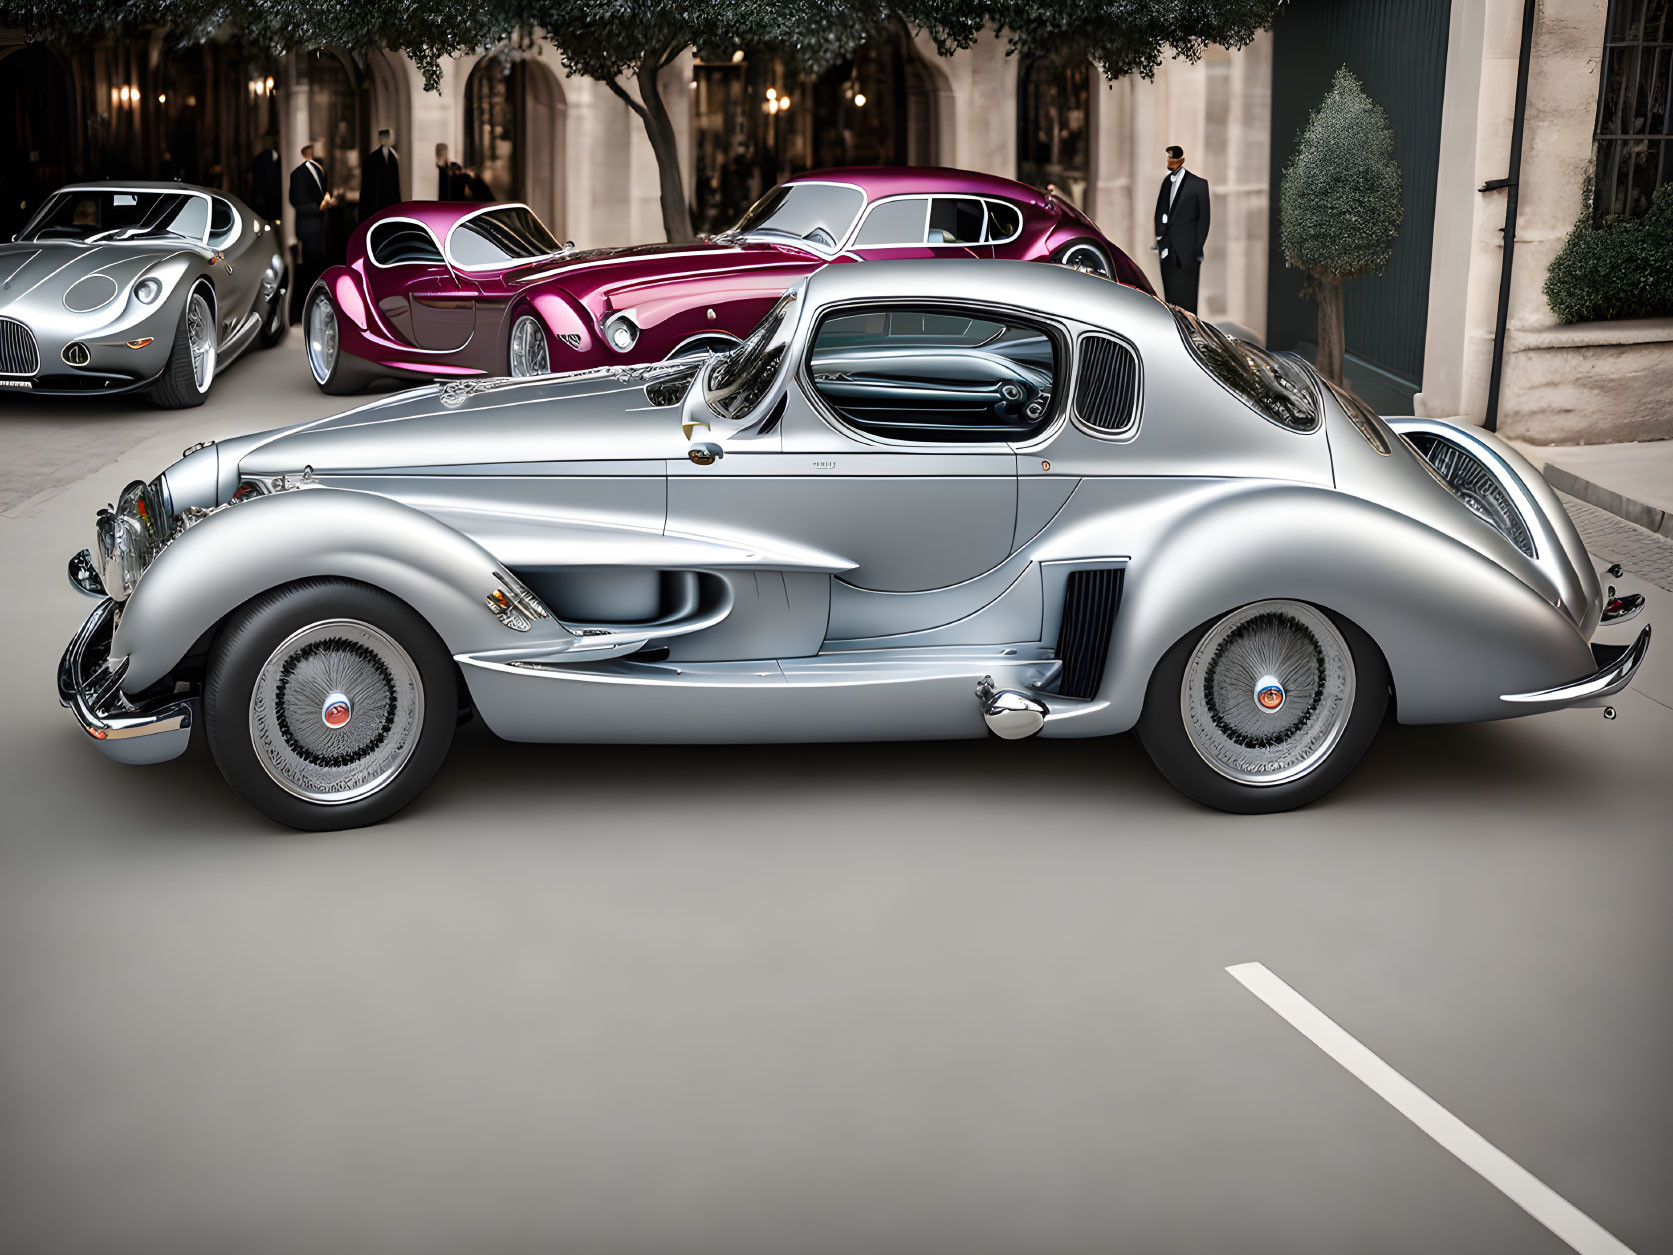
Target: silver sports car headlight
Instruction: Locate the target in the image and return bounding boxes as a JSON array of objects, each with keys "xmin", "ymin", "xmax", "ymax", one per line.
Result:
[
  {"xmin": 94, "ymin": 477, "xmax": 171, "ymax": 602},
  {"xmin": 1403, "ymin": 431, "xmax": 1536, "ymax": 558},
  {"xmin": 134, "ymin": 277, "xmax": 163, "ymax": 305}
]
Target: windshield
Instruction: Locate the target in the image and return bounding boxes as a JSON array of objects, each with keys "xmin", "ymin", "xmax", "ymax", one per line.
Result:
[
  {"xmin": 729, "ymin": 183, "xmax": 865, "ymax": 252},
  {"xmin": 23, "ymin": 189, "xmax": 209, "ymax": 244},
  {"xmin": 705, "ymin": 292, "xmax": 798, "ymax": 419},
  {"xmin": 1173, "ymin": 308, "xmax": 1320, "ymax": 432},
  {"xmin": 448, "ymin": 205, "xmax": 564, "ymax": 268}
]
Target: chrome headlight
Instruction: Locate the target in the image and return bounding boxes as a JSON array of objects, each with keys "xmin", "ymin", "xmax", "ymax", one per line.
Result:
[
  {"xmin": 134, "ymin": 277, "xmax": 163, "ymax": 305},
  {"xmin": 603, "ymin": 312, "xmax": 639, "ymax": 353},
  {"xmin": 94, "ymin": 478, "xmax": 171, "ymax": 602},
  {"xmin": 259, "ymin": 257, "xmax": 281, "ymax": 300},
  {"xmin": 1402, "ymin": 432, "xmax": 1536, "ymax": 558}
]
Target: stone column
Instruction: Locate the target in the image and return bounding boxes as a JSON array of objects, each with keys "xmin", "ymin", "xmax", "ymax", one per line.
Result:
[{"xmin": 1414, "ymin": 0, "xmax": 1488, "ymax": 418}]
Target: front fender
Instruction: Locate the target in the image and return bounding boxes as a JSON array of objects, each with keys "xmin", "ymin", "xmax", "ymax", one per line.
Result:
[
  {"xmin": 113, "ymin": 487, "xmax": 574, "ymax": 691},
  {"xmin": 1063, "ymin": 483, "xmax": 1597, "ymax": 733}
]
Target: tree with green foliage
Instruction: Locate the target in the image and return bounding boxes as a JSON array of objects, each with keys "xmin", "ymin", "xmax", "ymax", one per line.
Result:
[
  {"xmin": 1544, "ymin": 183, "xmax": 1673, "ymax": 324},
  {"xmin": 1278, "ymin": 66, "xmax": 1403, "ymax": 385},
  {"xmin": 4, "ymin": 0, "xmax": 1286, "ymax": 242}
]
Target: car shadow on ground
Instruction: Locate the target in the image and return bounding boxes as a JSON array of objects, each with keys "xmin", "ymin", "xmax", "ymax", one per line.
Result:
[{"xmin": 71, "ymin": 708, "xmax": 1591, "ymax": 842}]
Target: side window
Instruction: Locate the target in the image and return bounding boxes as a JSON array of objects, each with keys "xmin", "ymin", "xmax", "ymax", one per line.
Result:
[
  {"xmin": 928, "ymin": 197, "xmax": 986, "ymax": 244},
  {"xmin": 369, "ymin": 221, "xmax": 445, "ymax": 267},
  {"xmin": 808, "ymin": 305, "xmax": 1059, "ymax": 443},
  {"xmin": 853, "ymin": 197, "xmax": 928, "ymax": 247},
  {"xmin": 984, "ymin": 200, "xmax": 1023, "ymax": 243},
  {"xmin": 208, "ymin": 198, "xmax": 237, "ymax": 245},
  {"xmin": 163, "ymin": 196, "xmax": 208, "ymax": 241}
]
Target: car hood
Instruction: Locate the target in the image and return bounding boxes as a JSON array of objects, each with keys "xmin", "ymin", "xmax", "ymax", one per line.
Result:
[
  {"xmin": 0, "ymin": 241, "xmax": 199, "ymax": 319},
  {"xmin": 235, "ymin": 364, "xmax": 699, "ymax": 478},
  {"xmin": 523, "ymin": 237, "xmax": 820, "ymax": 307}
]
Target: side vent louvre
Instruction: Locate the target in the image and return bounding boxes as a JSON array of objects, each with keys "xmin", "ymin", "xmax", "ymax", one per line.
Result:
[
  {"xmin": 1056, "ymin": 568, "xmax": 1123, "ymax": 700},
  {"xmin": 1074, "ymin": 335, "xmax": 1138, "ymax": 433}
]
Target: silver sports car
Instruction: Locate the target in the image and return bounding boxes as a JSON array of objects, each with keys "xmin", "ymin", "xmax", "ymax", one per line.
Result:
[
  {"xmin": 1, "ymin": 181, "xmax": 287, "ymax": 405},
  {"xmin": 58, "ymin": 261, "xmax": 1650, "ymax": 829}
]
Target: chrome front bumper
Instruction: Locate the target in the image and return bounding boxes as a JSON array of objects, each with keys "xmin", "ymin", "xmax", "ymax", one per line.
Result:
[
  {"xmin": 1501, "ymin": 624, "xmax": 1652, "ymax": 710},
  {"xmin": 58, "ymin": 598, "xmax": 195, "ymax": 764}
]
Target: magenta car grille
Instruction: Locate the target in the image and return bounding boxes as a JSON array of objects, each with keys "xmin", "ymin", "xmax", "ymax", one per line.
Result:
[{"xmin": 0, "ymin": 317, "xmax": 40, "ymax": 376}]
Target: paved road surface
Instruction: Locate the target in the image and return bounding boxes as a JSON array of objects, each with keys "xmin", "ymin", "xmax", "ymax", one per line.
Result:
[{"xmin": 3, "ymin": 350, "xmax": 1670, "ymax": 1254}]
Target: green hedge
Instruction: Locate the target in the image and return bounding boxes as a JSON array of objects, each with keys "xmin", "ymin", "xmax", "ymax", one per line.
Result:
[{"xmin": 1544, "ymin": 184, "xmax": 1673, "ymax": 324}]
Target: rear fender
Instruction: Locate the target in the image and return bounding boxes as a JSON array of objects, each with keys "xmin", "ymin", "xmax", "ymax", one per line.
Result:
[
  {"xmin": 113, "ymin": 487, "xmax": 574, "ymax": 691},
  {"xmin": 1052, "ymin": 484, "xmax": 1597, "ymax": 733}
]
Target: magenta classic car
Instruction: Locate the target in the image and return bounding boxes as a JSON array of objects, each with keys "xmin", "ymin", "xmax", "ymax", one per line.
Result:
[{"xmin": 302, "ymin": 166, "xmax": 1154, "ymax": 392}]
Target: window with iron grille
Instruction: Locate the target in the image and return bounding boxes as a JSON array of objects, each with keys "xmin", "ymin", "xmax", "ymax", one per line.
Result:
[{"xmin": 1593, "ymin": 0, "xmax": 1672, "ymax": 224}]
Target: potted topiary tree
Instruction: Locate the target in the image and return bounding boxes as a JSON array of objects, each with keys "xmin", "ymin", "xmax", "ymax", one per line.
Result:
[{"xmin": 1279, "ymin": 67, "xmax": 1403, "ymax": 385}]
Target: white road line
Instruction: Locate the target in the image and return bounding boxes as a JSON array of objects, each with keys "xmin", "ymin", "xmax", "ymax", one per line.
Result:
[{"xmin": 1226, "ymin": 962, "xmax": 1638, "ymax": 1255}]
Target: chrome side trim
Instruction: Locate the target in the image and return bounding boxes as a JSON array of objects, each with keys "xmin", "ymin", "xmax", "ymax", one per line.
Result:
[
  {"xmin": 58, "ymin": 598, "xmax": 195, "ymax": 764},
  {"xmin": 1501, "ymin": 624, "xmax": 1651, "ymax": 707}
]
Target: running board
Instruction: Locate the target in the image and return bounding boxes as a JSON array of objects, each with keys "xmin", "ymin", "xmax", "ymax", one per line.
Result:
[{"xmin": 455, "ymin": 645, "xmax": 1061, "ymax": 744}]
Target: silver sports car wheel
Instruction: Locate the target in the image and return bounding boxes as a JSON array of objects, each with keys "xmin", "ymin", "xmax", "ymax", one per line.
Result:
[
  {"xmin": 1058, "ymin": 242, "xmax": 1113, "ymax": 279},
  {"xmin": 1181, "ymin": 600, "xmax": 1356, "ymax": 786},
  {"xmin": 306, "ymin": 293, "xmax": 339, "ymax": 385},
  {"xmin": 248, "ymin": 618, "xmax": 426, "ymax": 805},
  {"xmin": 508, "ymin": 314, "xmax": 549, "ymax": 377},
  {"xmin": 186, "ymin": 289, "xmax": 217, "ymax": 393}
]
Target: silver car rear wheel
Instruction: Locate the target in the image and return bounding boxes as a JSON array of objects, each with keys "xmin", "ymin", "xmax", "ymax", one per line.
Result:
[
  {"xmin": 248, "ymin": 618, "xmax": 426, "ymax": 806},
  {"xmin": 306, "ymin": 292, "xmax": 339, "ymax": 385},
  {"xmin": 508, "ymin": 314, "xmax": 549, "ymax": 377},
  {"xmin": 1181, "ymin": 600, "xmax": 1356, "ymax": 787}
]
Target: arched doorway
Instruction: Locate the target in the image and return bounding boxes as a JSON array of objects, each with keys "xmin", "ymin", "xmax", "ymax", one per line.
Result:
[
  {"xmin": 463, "ymin": 54, "xmax": 566, "ymax": 229},
  {"xmin": 1017, "ymin": 48, "xmax": 1091, "ymax": 207},
  {"xmin": 0, "ymin": 44, "xmax": 77, "ymax": 237},
  {"xmin": 690, "ymin": 19, "xmax": 940, "ymax": 234}
]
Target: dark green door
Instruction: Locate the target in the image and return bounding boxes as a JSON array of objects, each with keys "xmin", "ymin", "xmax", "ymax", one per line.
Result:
[{"xmin": 1266, "ymin": 0, "xmax": 1452, "ymax": 413}]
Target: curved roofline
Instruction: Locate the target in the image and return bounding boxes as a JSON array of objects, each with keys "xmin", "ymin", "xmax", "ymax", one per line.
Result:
[{"xmin": 785, "ymin": 166, "xmax": 1054, "ymax": 205}]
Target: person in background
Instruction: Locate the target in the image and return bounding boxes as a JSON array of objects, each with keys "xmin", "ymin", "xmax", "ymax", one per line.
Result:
[
  {"xmin": 249, "ymin": 132, "xmax": 283, "ymax": 224},
  {"xmin": 1153, "ymin": 144, "xmax": 1211, "ymax": 314},
  {"xmin": 461, "ymin": 165, "xmax": 493, "ymax": 202},
  {"xmin": 435, "ymin": 142, "xmax": 452, "ymax": 199},
  {"xmin": 362, "ymin": 127, "xmax": 401, "ymax": 218},
  {"xmin": 289, "ymin": 142, "xmax": 335, "ymax": 324}
]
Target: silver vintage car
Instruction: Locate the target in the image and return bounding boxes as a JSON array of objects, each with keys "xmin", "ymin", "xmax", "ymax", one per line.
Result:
[
  {"xmin": 58, "ymin": 261, "xmax": 1650, "ymax": 829},
  {"xmin": 2, "ymin": 182, "xmax": 287, "ymax": 405}
]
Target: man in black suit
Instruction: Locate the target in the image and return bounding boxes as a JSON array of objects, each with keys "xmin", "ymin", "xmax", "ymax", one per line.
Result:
[
  {"xmin": 1153, "ymin": 144, "xmax": 1211, "ymax": 313},
  {"xmin": 249, "ymin": 132, "xmax": 283, "ymax": 224},
  {"xmin": 288, "ymin": 144, "xmax": 335, "ymax": 324},
  {"xmin": 362, "ymin": 128, "xmax": 402, "ymax": 219}
]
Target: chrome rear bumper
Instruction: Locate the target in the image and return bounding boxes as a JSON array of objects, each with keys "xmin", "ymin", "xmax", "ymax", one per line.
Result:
[
  {"xmin": 58, "ymin": 598, "xmax": 195, "ymax": 764},
  {"xmin": 1501, "ymin": 624, "xmax": 1651, "ymax": 710}
]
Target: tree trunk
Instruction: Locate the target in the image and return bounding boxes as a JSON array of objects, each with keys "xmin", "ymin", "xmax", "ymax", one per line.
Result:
[
  {"xmin": 1314, "ymin": 273, "xmax": 1345, "ymax": 385},
  {"xmin": 635, "ymin": 60, "xmax": 693, "ymax": 243}
]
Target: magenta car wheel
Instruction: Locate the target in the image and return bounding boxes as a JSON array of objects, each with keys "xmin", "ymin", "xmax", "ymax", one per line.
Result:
[
  {"xmin": 1056, "ymin": 240, "xmax": 1114, "ymax": 279},
  {"xmin": 507, "ymin": 314, "xmax": 550, "ymax": 377}
]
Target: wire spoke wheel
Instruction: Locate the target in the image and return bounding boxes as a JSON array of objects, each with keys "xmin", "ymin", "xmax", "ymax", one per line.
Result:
[
  {"xmin": 1181, "ymin": 600, "xmax": 1356, "ymax": 787},
  {"xmin": 306, "ymin": 294, "xmax": 338, "ymax": 384},
  {"xmin": 248, "ymin": 618, "xmax": 425, "ymax": 805},
  {"xmin": 186, "ymin": 290, "xmax": 216, "ymax": 391},
  {"xmin": 508, "ymin": 315, "xmax": 549, "ymax": 377}
]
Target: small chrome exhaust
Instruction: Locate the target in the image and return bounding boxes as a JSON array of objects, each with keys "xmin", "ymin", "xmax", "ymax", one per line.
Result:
[{"xmin": 976, "ymin": 676, "xmax": 1047, "ymax": 739}]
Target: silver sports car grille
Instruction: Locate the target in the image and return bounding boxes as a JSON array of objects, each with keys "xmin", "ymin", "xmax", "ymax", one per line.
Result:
[
  {"xmin": 0, "ymin": 317, "xmax": 40, "ymax": 376},
  {"xmin": 1074, "ymin": 334, "xmax": 1138, "ymax": 433}
]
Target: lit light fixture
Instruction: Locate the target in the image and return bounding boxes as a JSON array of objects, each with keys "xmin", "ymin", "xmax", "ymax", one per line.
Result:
[
  {"xmin": 765, "ymin": 86, "xmax": 776, "ymax": 100},
  {"xmin": 264, "ymin": 75, "xmax": 274, "ymax": 91},
  {"xmin": 157, "ymin": 93, "xmax": 166, "ymax": 103},
  {"xmin": 779, "ymin": 95, "xmax": 791, "ymax": 110},
  {"xmin": 689, "ymin": 79, "xmax": 696, "ymax": 89},
  {"xmin": 730, "ymin": 48, "xmax": 744, "ymax": 63},
  {"xmin": 853, "ymin": 92, "xmax": 867, "ymax": 107}
]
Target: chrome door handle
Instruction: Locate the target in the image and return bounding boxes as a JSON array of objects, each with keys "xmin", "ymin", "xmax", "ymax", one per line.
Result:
[{"xmin": 688, "ymin": 443, "xmax": 724, "ymax": 466}]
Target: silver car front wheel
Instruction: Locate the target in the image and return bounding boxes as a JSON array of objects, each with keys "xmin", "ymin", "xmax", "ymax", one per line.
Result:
[
  {"xmin": 306, "ymin": 290, "xmax": 338, "ymax": 385},
  {"xmin": 507, "ymin": 314, "xmax": 550, "ymax": 377},
  {"xmin": 205, "ymin": 580, "xmax": 457, "ymax": 831},
  {"xmin": 1138, "ymin": 600, "xmax": 1389, "ymax": 813}
]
